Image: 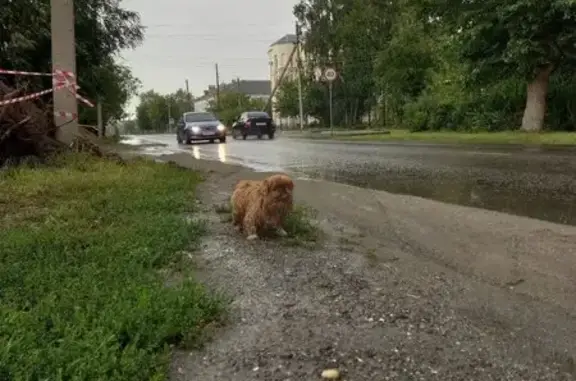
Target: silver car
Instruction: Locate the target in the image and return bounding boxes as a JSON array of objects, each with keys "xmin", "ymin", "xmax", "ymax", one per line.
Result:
[{"xmin": 176, "ymin": 112, "xmax": 227, "ymax": 144}]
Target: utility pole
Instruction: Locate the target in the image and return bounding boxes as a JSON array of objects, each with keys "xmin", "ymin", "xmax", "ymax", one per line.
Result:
[
  {"xmin": 185, "ymin": 79, "xmax": 192, "ymax": 111},
  {"xmin": 237, "ymin": 77, "xmax": 242, "ymax": 107},
  {"xmin": 167, "ymin": 98, "xmax": 171, "ymax": 132},
  {"xmin": 96, "ymin": 100, "xmax": 103, "ymax": 137},
  {"xmin": 263, "ymin": 43, "xmax": 298, "ymax": 112},
  {"xmin": 215, "ymin": 63, "xmax": 220, "ymax": 110},
  {"xmin": 51, "ymin": 0, "xmax": 79, "ymax": 144},
  {"xmin": 295, "ymin": 22, "xmax": 305, "ymax": 131}
]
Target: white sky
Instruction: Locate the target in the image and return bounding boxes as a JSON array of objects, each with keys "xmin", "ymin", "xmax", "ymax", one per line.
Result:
[{"xmin": 120, "ymin": 0, "xmax": 298, "ymax": 116}]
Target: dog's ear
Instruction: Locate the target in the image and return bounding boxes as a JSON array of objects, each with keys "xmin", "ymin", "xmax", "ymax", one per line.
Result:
[{"xmin": 263, "ymin": 177, "xmax": 273, "ymax": 192}]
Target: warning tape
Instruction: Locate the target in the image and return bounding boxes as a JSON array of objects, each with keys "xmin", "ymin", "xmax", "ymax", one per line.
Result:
[
  {"xmin": 0, "ymin": 67, "xmax": 94, "ymax": 108},
  {"xmin": 0, "ymin": 84, "xmax": 69, "ymax": 106},
  {"xmin": 0, "ymin": 69, "xmax": 53, "ymax": 77},
  {"xmin": 55, "ymin": 111, "xmax": 77, "ymax": 119}
]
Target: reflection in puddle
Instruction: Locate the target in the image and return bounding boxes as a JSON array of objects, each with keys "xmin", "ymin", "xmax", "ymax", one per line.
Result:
[
  {"xmin": 218, "ymin": 143, "xmax": 227, "ymax": 163},
  {"xmin": 192, "ymin": 146, "xmax": 200, "ymax": 160},
  {"xmin": 140, "ymin": 146, "xmax": 177, "ymax": 156},
  {"xmin": 121, "ymin": 137, "xmax": 143, "ymax": 145}
]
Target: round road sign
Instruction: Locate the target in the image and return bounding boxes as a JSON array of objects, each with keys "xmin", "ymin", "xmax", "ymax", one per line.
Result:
[{"xmin": 324, "ymin": 68, "xmax": 337, "ymax": 81}]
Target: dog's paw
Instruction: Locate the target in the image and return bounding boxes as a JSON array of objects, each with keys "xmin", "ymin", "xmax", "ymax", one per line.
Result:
[
  {"xmin": 246, "ymin": 234, "xmax": 259, "ymax": 241},
  {"xmin": 276, "ymin": 228, "xmax": 288, "ymax": 237}
]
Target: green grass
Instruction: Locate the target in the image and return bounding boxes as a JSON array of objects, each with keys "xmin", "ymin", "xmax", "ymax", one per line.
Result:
[
  {"xmin": 0, "ymin": 154, "xmax": 224, "ymax": 380},
  {"xmin": 282, "ymin": 205, "xmax": 321, "ymax": 247},
  {"xmin": 329, "ymin": 129, "xmax": 576, "ymax": 145}
]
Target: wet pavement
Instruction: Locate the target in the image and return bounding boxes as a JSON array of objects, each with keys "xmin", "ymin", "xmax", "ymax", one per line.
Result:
[{"xmin": 122, "ymin": 134, "xmax": 576, "ymax": 226}]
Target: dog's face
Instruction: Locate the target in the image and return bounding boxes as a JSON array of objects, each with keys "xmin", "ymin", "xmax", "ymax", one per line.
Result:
[{"xmin": 263, "ymin": 174, "xmax": 294, "ymax": 201}]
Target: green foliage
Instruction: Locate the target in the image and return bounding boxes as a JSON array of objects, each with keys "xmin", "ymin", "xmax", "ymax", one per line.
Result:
[
  {"xmin": 208, "ymin": 91, "xmax": 267, "ymax": 126},
  {"xmin": 284, "ymin": 205, "xmax": 320, "ymax": 243},
  {"xmin": 136, "ymin": 89, "xmax": 193, "ymax": 131},
  {"xmin": 275, "ymin": 81, "xmax": 301, "ymax": 118},
  {"xmin": 293, "ymin": 0, "xmax": 576, "ymax": 132},
  {"xmin": 0, "ymin": 155, "xmax": 224, "ymax": 379},
  {"xmin": 1, "ymin": 0, "xmax": 143, "ymax": 125},
  {"xmin": 438, "ymin": 0, "xmax": 576, "ymax": 82}
]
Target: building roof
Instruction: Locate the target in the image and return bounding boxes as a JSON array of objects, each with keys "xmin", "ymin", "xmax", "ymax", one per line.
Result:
[
  {"xmin": 194, "ymin": 80, "xmax": 271, "ymax": 102},
  {"xmin": 270, "ymin": 34, "xmax": 297, "ymax": 47},
  {"xmin": 225, "ymin": 80, "xmax": 271, "ymax": 96}
]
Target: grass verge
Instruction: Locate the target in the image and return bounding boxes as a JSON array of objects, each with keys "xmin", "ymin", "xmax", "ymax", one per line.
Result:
[
  {"xmin": 0, "ymin": 154, "xmax": 224, "ymax": 380},
  {"xmin": 330, "ymin": 129, "xmax": 576, "ymax": 145}
]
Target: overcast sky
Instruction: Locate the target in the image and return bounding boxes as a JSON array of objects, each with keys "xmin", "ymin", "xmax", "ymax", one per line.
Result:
[{"xmin": 120, "ymin": 0, "xmax": 297, "ymax": 116}]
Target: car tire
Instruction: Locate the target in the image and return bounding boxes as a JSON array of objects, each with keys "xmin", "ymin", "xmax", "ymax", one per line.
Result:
[
  {"xmin": 268, "ymin": 132, "xmax": 275, "ymax": 139},
  {"xmin": 257, "ymin": 134, "xmax": 262, "ymax": 139},
  {"xmin": 219, "ymin": 137, "xmax": 226, "ymax": 143},
  {"xmin": 210, "ymin": 139, "xmax": 215, "ymax": 143},
  {"xmin": 242, "ymin": 134, "xmax": 247, "ymax": 140}
]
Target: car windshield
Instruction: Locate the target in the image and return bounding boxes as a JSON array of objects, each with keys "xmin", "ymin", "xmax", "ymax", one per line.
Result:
[
  {"xmin": 247, "ymin": 112, "xmax": 269, "ymax": 118},
  {"xmin": 185, "ymin": 113, "xmax": 217, "ymax": 122}
]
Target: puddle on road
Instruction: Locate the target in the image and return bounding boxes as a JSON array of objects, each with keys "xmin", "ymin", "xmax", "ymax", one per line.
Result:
[
  {"xmin": 290, "ymin": 167, "xmax": 576, "ymax": 226},
  {"xmin": 120, "ymin": 136, "xmax": 144, "ymax": 145}
]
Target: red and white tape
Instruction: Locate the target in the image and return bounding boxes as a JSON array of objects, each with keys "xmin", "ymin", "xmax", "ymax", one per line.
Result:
[
  {"xmin": 55, "ymin": 111, "xmax": 77, "ymax": 119},
  {"xmin": 0, "ymin": 69, "xmax": 53, "ymax": 77},
  {"xmin": 0, "ymin": 67, "xmax": 94, "ymax": 108},
  {"xmin": 0, "ymin": 84, "xmax": 69, "ymax": 106}
]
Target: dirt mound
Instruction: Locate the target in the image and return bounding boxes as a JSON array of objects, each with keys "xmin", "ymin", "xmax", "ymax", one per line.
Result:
[{"xmin": 0, "ymin": 81, "xmax": 122, "ymax": 166}]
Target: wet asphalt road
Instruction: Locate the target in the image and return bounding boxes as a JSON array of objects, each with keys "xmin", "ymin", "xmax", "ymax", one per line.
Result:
[{"xmin": 124, "ymin": 134, "xmax": 576, "ymax": 226}]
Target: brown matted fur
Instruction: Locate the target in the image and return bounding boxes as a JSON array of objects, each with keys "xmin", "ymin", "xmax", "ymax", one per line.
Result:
[{"xmin": 231, "ymin": 174, "xmax": 294, "ymax": 239}]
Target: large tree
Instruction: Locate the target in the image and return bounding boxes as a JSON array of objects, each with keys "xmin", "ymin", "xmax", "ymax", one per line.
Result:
[
  {"xmin": 0, "ymin": 0, "xmax": 143, "ymax": 125},
  {"xmin": 294, "ymin": 0, "xmax": 393, "ymax": 125},
  {"xmin": 435, "ymin": 0, "xmax": 576, "ymax": 131}
]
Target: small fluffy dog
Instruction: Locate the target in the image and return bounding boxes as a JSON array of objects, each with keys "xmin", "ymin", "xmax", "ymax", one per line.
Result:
[{"xmin": 231, "ymin": 174, "xmax": 294, "ymax": 240}]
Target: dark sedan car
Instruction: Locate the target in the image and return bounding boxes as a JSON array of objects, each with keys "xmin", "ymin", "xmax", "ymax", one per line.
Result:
[
  {"xmin": 176, "ymin": 112, "xmax": 227, "ymax": 144},
  {"xmin": 231, "ymin": 111, "xmax": 276, "ymax": 140}
]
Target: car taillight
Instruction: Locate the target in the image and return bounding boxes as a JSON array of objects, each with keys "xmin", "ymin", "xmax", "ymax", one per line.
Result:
[{"xmin": 245, "ymin": 119, "xmax": 251, "ymax": 128}]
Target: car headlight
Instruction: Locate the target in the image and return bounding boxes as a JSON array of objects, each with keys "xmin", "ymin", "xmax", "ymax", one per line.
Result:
[
  {"xmin": 217, "ymin": 124, "xmax": 225, "ymax": 131},
  {"xmin": 191, "ymin": 126, "xmax": 200, "ymax": 133}
]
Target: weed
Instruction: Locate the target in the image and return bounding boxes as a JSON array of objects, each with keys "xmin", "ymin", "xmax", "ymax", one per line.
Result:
[
  {"xmin": 0, "ymin": 154, "xmax": 224, "ymax": 380},
  {"xmin": 282, "ymin": 204, "xmax": 321, "ymax": 246}
]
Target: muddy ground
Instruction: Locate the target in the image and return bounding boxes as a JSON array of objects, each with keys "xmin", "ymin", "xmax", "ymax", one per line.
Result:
[{"xmin": 142, "ymin": 152, "xmax": 576, "ymax": 380}]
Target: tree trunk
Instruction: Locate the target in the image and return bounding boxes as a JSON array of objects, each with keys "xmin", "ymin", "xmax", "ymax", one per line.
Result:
[{"xmin": 521, "ymin": 64, "xmax": 554, "ymax": 132}]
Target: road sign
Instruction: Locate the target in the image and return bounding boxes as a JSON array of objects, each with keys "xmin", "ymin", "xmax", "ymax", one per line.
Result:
[{"xmin": 324, "ymin": 68, "xmax": 337, "ymax": 81}]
